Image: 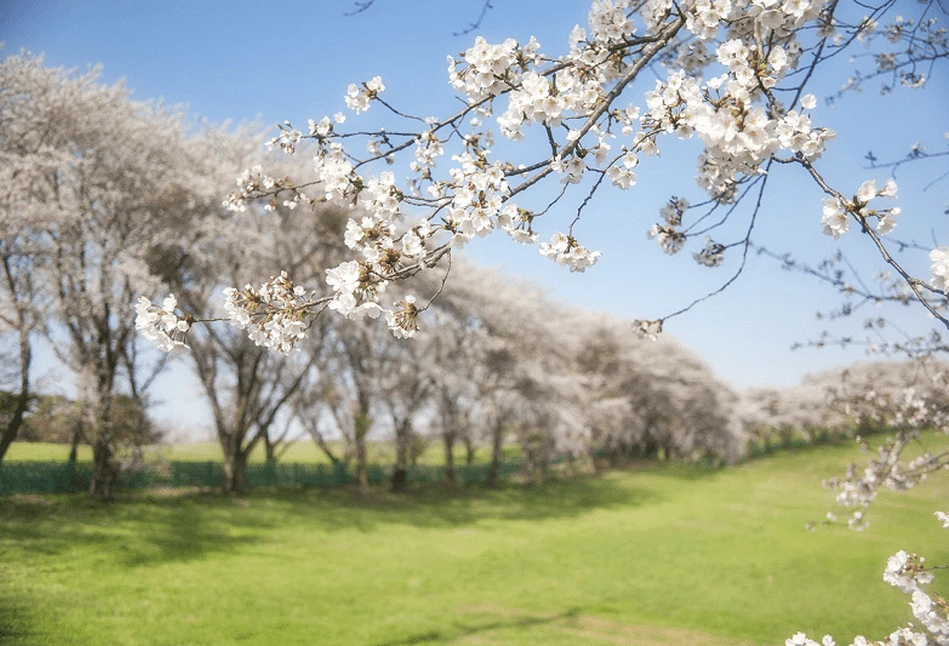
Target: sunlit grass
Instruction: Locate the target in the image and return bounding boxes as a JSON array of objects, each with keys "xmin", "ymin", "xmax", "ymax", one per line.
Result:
[
  {"xmin": 1, "ymin": 434, "xmax": 947, "ymax": 645},
  {"xmin": 3, "ymin": 443, "xmax": 95, "ymax": 462},
  {"xmin": 3, "ymin": 439, "xmax": 520, "ymax": 466}
]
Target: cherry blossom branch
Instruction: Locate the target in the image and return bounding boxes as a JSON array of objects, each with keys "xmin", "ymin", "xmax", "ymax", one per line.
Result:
[{"xmin": 798, "ymin": 158, "xmax": 949, "ymax": 328}]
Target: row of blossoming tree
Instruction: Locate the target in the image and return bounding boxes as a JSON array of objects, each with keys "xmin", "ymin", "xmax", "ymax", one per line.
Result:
[{"xmin": 0, "ymin": 52, "xmax": 744, "ymax": 499}]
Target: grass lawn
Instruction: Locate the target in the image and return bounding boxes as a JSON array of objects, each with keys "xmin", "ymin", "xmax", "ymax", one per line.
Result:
[
  {"xmin": 3, "ymin": 440, "xmax": 341, "ymax": 464},
  {"xmin": 2, "ymin": 440, "xmax": 521, "ymax": 466},
  {"xmin": 1, "ymin": 437, "xmax": 947, "ymax": 645}
]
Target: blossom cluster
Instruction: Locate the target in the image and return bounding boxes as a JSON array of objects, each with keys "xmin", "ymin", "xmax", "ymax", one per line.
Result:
[
  {"xmin": 792, "ymin": 515, "xmax": 949, "ymax": 645},
  {"xmin": 539, "ymin": 232, "xmax": 602, "ymax": 272},
  {"xmin": 633, "ymin": 319, "xmax": 663, "ymax": 340},
  {"xmin": 785, "ymin": 633, "xmax": 835, "ymax": 646},
  {"xmin": 883, "ymin": 550, "xmax": 934, "ymax": 595},
  {"xmin": 810, "ymin": 373, "xmax": 949, "ymax": 538},
  {"xmin": 643, "ymin": 40, "xmax": 833, "ymax": 204},
  {"xmin": 323, "ymin": 259, "xmax": 429, "ymax": 338},
  {"xmin": 134, "ymin": 295, "xmax": 190, "ymax": 353},
  {"xmin": 449, "ymin": 37, "xmax": 522, "ymax": 101},
  {"xmin": 344, "ymin": 76, "xmax": 385, "ymax": 114},
  {"xmin": 222, "ymin": 164, "xmax": 306, "ymax": 213},
  {"xmin": 385, "ymin": 295, "xmax": 420, "ymax": 339},
  {"xmin": 324, "ymin": 260, "xmax": 386, "ymax": 320},
  {"xmin": 223, "ymin": 271, "xmax": 311, "ymax": 354},
  {"xmin": 648, "ymin": 197, "xmax": 689, "ymax": 255},
  {"xmin": 803, "ymin": 372, "xmax": 949, "ymax": 643},
  {"xmin": 266, "ymin": 121, "xmax": 303, "ymax": 155},
  {"xmin": 890, "ymin": 559, "xmax": 949, "ymax": 643},
  {"xmin": 929, "ymin": 247, "xmax": 949, "ymax": 293},
  {"xmin": 879, "ymin": 529, "xmax": 949, "ymax": 644},
  {"xmin": 693, "ymin": 236, "xmax": 726, "ymax": 267},
  {"xmin": 496, "ymin": 67, "xmax": 602, "ymax": 141},
  {"xmin": 821, "ymin": 179, "xmax": 900, "ymax": 240}
]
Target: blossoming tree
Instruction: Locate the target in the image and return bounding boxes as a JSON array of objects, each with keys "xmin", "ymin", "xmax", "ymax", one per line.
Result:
[
  {"xmin": 0, "ymin": 220, "xmax": 43, "ymax": 462},
  {"xmin": 0, "ymin": 53, "xmax": 228, "ymax": 497},
  {"xmin": 160, "ymin": 157, "xmax": 346, "ymax": 495}
]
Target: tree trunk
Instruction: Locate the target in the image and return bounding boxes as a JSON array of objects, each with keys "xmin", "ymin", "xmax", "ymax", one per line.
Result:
[
  {"xmin": 0, "ymin": 412, "xmax": 21, "ymax": 462},
  {"xmin": 642, "ymin": 436, "xmax": 659, "ymax": 460},
  {"xmin": 88, "ymin": 389, "xmax": 118, "ymax": 501},
  {"xmin": 353, "ymin": 411, "xmax": 370, "ymax": 493},
  {"xmin": 487, "ymin": 420, "xmax": 504, "ymax": 488},
  {"xmin": 263, "ymin": 430, "xmax": 276, "ymax": 463},
  {"xmin": 0, "ymin": 327, "xmax": 31, "ymax": 463},
  {"xmin": 442, "ymin": 431, "xmax": 456, "ymax": 487},
  {"xmin": 522, "ymin": 445, "xmax": 535, "ymax": 485},
  {"xmin": 464, "ymin": 436, "xmax": 475, "ymax": 466},
  {"xmin": 308, "ymin": 425, "xmax": 342, "ymax": 464},
  {"xmin": 90, "ymin": 435, "xmax": 117, "ymax": 500},
  {"xmin": 409, "ymin": 435, "xmax": 424, "ymax": 467},
  {"xmin": 223, "ymin": 445, "xmax": 248, "ymax": 495},
  {"xmin": 391, "ymin": 419, "xmax": 410, "ymax": 493},
  {"xmin": 68, "ymin": 419, "xmax": 83, "ymax": 464}
]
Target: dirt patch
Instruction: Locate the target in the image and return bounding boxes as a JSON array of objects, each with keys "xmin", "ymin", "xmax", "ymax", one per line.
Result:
[{"xmin": 458, "ymin": 604, "xmax": 756, "ymax": 645}]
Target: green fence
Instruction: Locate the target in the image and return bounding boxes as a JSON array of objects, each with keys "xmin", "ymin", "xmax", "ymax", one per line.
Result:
[
  {"xmin": 0, "ymin": 462, "xmax": 94, "ymax": 494},
  {"xmin": 0, "ymin": 458, "xmax": 526, "ymax": 495}
]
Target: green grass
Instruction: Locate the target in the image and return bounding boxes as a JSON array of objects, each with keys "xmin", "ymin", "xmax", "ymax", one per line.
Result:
[
  {"xmin": 3, "ymin": 440, "xmax": 340, "ymax": 464},
  {"xmin": 3, "ymin": 439, "xmax": 519, "ymax": 466},
  {"xmin": 3, "ymin": 443, "xmax": 95, "ymax": 462},
  {"xmin": 1, "ymin": 437, "xmax": 947, "ymax": 645}
]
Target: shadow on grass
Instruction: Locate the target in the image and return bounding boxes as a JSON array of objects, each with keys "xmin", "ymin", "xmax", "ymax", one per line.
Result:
[
  {"xmin": 0, "ymin": 491, "xmax": 270, "ymax": 568},
  {"xmin": 252, "ymin": 470, "xmax": 666, "ymax": 532},
  {"xmin": 0, "ymin": 463, "xmax": 713, "ymax": 569},
  {"xmin": 0, "ymin": 596, "xmax": 38, "ymax": 646},
  {"xmin": 374, "ymin": 606, "xmax": 583, "ymax": 646}
]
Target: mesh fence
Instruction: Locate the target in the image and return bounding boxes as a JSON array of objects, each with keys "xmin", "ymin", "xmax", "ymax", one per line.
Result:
[{"xmin": 0, "ymin": 458, "xmax": 526, "ymax": 495}]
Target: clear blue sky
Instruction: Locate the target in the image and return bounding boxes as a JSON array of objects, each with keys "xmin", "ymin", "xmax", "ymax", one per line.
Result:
[{"xmin": 3, "ymin": 1, "xmax": 947, "ymax": 437}]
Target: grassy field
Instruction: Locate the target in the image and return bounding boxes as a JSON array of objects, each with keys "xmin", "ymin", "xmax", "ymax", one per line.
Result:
[
  {"xmin": 2, "ymin": 439, "xmax": 520, "ymax": 466},
  {"xmin": 1, "ymin": 437, "xmax": 947, "ymax": 645},
  {"xmin": 3, "ymin": 440, "xmax": 352, "ymax": 464}
]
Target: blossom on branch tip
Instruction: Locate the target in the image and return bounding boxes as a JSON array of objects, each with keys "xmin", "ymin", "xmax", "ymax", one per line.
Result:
[
  {"xmin": 539, "ymin": 232, "xmax": 601, "ymax": 272},
  {"xmin": 883, "ymin": 550, "xmax": 932, "ymax": 594},
  {"xmin": 856, "ymin": 180, "xmax": 878, "ymax": 204},
  {"xmin": 821, "ymin": 198, "xmax": 849, "ymax": 239},
  {"xmin": 607, "ymin": 164, "xmax": 637, "ymax": 189},
  {"xmin": 223, "ymin": 272, "xmax": 311, "ymax": 354},
  {"xmin": 345, "ymin": 76, "xmax": 385, "ymax": 114},
  {"xmin": 876, "ymin": 208, "xmax": 899, "ymax": 235},
  {"xmin": 385, "ymin": 295, "xmax": 420, "ymax": 339},
  {"xmin": 308, "ymin": 116, "xmax": 333, "ymax": 137},
  {"xmin": 135, "ymin": 295, "xmax": 189, "ymax": 353},
  {"xmin": 929, "ymin": 247, "xmax": 949, "ymax": 292},
  {"xmin": 785, "ymin": 633, "xmax": 834, "ymax": 646},
  {"xmin": 634, "ymin": 319, "xmax": 662, "ymax": 341},
  {"xmin": 693, "ymin": 236, "xmax": 725, "ymax": 267},
  {"xmin": 266, "ymin": 122, "xmax": 303, "ymax": 154},
  {"xmin": 648, "ymin": 224, "xmax": 685, "ymax": 254},
  {"xmin": 551, "ymin": 155, "xmax": 587, "ymax": 184}
]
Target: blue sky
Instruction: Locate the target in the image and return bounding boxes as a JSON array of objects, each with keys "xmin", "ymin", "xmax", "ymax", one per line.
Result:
[{"xmin": 3, "ymin": 1, "xmax": 947, "ymax": 437}]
